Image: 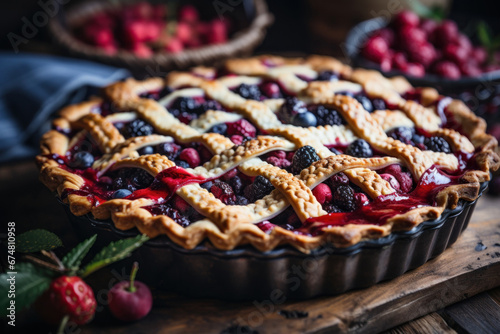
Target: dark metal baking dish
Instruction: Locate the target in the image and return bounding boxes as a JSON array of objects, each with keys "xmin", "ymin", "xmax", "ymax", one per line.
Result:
[{"xmin": 61, "ymin": 181, "xmax": 488, "ymax": 300}]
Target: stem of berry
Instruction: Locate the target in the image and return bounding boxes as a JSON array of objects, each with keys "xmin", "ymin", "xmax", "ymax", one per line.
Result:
[
  {"xmin": 24, "ymin": 255, "xmax": 67, "ymax": 273},
  {"xmin": 127, "ymin": 262, "xmax": 139, "ymax": 293},
  {"xmin": 57, "ymin": 315, "xmax": 70, "ymax": 334}
]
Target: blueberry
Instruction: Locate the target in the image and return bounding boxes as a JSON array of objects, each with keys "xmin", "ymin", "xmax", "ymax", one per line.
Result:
[
  {"xmin": 138, "ymin": 146, "xmax": 154, "ymax": 155},
  {"xmin": 175, "ymin": 160, "xmax": 190, "ymax": 169},
  {"xmin": 387, "ymin": 127, "xmax": 414, "ymax": 144},
  {"xmin": 329, "ymin": 147, "xmax": 342, "ymax": 155},
  {"xmin": 355, "ymin": 96, "xmax": 373, "ymax": 113},
  {"xmin": 278, "ymin": 97, "xmax": 308, "ymax": 123},
  {"xmin": 345, "ymin": 139, "xmax": 373, "ymax": 158},
  {"xmin": 372, "ymin": 98, "xmax": 386, "ymax": 111},
  {"xmin": 112, "ymin": 189, "xmax": 132, "ymax": 199},
  {"xmin": 316, "ymin": 70, "xmax": 339, "ymax": 82},
  {"xmin": 291, "ymin": 111, "xmax": 317, "ymax": 127},
  {"xmin": 209, "ymin": 123, "xmax": 228, "ymax": 135},
  {"xmin": 338, "ymin": 91, "xmax": 354, "ymax": 97},
  {"xmin": 157, "ymin": 142, "xmax": 181, "ymax": 160},
  {"xmin": 200, "ymin": 181, "xmax": 214, "ymax": 190},
  {"xmin": 171, "ymin": 97, "xmax": 198, "ymax": 113},
  {"xmin": 72, "ymin": 151, "xmax": 94, "ymax": 169},
  {"xmin": 235, "ymin": 84, "xmax": 261, "ymax": 100},
  {"xmin": 412, "ymin": 134, "xmax": 425, "ymax": 145}
]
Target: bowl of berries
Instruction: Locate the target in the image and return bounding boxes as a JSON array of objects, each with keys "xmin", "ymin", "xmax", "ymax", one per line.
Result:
[{"xmin": 49, "ymin": 0, "xmax": 273, "ymax": 76}]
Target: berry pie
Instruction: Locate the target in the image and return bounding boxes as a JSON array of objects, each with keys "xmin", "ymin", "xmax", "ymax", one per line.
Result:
[{"xmin": 37, "ymin": 55, "xmax": 499, "ymax": 252}]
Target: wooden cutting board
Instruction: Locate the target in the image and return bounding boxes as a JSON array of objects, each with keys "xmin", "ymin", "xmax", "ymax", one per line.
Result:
[{"xmin": 69, "ymin": 196, "xmax": 500, "ymax": 334}]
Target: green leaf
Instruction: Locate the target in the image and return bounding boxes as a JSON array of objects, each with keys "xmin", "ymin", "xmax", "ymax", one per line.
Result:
[
  {"xmin": 62, "ymin": 235, "xmax": 97, "ymax": 272},
  {"xmin": 0, "ymin": 262, "xmax": 53, "ymax": 316},
  {"xmin": 406, "ymin": 0, "xmax": 432, "ymax": 19},
  {"xmin": 16, "ymin": 229, "xmax": 62, "ymax": 253},
  {"xmin": 477, "ymin": 21, "xmax": 492, "ymax": 47},
  {"xmin": 79, "ymin": 234, "xmax": 149, "ymax": 277}
]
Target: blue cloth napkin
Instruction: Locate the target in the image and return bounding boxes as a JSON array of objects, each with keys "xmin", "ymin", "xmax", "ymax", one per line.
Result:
[{"xmin": 0, "ymin": 52, "xmax": 130, "ymax": 163}]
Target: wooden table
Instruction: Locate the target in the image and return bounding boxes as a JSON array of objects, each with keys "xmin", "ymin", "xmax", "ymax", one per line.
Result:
[{"xmin": 1, "ymin": 160, "xmax": 499, "ymax": 334}]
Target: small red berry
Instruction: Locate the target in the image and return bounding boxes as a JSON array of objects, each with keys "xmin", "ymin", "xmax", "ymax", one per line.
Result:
[
  {"xmin": 432, "ymin": 20, "xmax": 459, "ymax": 47},
  {"xmin": 35, "ymin": 276, "xmax": 96, "ymax": 325},
  {"xmin": 312, "ymin": 183, "xmax": 332, "ymax": 205},
  {"xmin": 420, "ymin": 18, "xmax": 437, "ymax": 36},
  {"xmin": 408, "ymin": 43, "xmax": 437, "ymax": 68},
  {"xmin": 460, "ymin": 61, "xmax": 482, "ymax": 77},
  {"xmin": 176, "ymin": 22, "xmax": 192, "ymax": 44},
  {"xmin": 373, "ymin": 28, "xmax": 395, "ymax": 46},
  {"xmin": 399, "ymin": 26, "xmax": 426, "ymax": 51},
  {"xmin": 179, "ymin": 5, "xmax": 199, "ymax": 23},
  {"xmin": 226, "ymin": 119, "xmax": 257, "ymax": 138},
  {"xmin": 362, "ymin": 36, "xmax": 389, "ymax": 63},
  {"xmin": 472, "ymin": 47, "xmax": 487, "ymax": 65},
  {"xmin": 260, "ymin": 82, "xmax": 281, "ymax": 98},
  {"xmin": 393, "ymin": 10, "xmax": 419, "ymax": 28},
  {"xmin": 433, "ymin": 60, "xmax": 461, "ymax": 79},
  {"xmin": 179, "ymin": 148, "xmax": 201, "ymax": 168},
  {"xmin": 443, "ymin": 44, "xmax": 469, "ymax": 65},
  {"xmin": 405, "ymin": 63, "xmax": 425, "ymax": 77},
  {"xmin": 108, "ymin": 263, "xmax": 153, "ymax": 322},
  {"xmin": 230, "ymin": 135, "xmax": 244, "ymax": 145},
  {"xmin": 165, "ymin": 38, "xmax": 183, "ymax": 53},
  {"xmin": 173, "ymin": 196, "xmax": 191, "ymax": 214},
  {"xmin": 207, "ymin": 20, "xmax": 227, "ymax": 44},
  {"xmin": 392, "ymin": 52, "xmax": 408, "ymax": 71},
  {"xmin": 131, "ymin": 43, "xmax": 153, "ymax": 58}
]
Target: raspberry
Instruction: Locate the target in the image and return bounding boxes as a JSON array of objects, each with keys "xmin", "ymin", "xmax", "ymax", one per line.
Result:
[
  {"xmin": 176, "ymin": 22, "xmax": 192, "ymax": 43},
  {"xmin": 312, "ymin": 183, "xmax": 332, "ymax": 204},
  {"xmin": 244, "ymin": 176, "xmax": 274, "ymax": 202},
  {"xmin": 387, "ymin": 126, "xmax": 415, "ymax": 145},
  {"xmin": 124, "ymin": 119, "xmax": 154, "ymax": 138},
  {"xmin": 443, "ymin": 44, "xmax": 468, "ymax": 65},
  {"xmin": 222, "ymin": 168, "xmax": 238, "ymax": 181},
  {"xmin": 382, "ymin": 165, "xmax": 414, "ymax": 193},
  {"xmin": 328, "ymin": 172, "xmax": 349, "ymax": 187},
  {"xmin": 432, "ymin": 20, "xmax": 459, "ymax": 47},
  {"xmin": 355, "ymin": 193, "xmax": 370, "ymax": 206},
  {"xmin": 226, "ymin": 119, "xmax": 257, "ymax": 137},
  {"xmin": 316, "ymin": 70, "xmax": 339, "ymax": 82},
  {"xmin": 373, "ymin": 28, "xmax": 395, "ymax": 46},
  {"xmin": 173, "ymin": 196, "xmax": 191, "ymax": 215},
  {"xmin": 235, "ymin": 84, "xmax": 261, "ymax": 100},
  {"xmin": 333, "ymin": 185, "xmax": 357, "ymax": 212},
  {"xmin": 472, "ymin": 47, "xmax": 487, "ymax": 65},
  {"xmin": 207, "ymin": 20, "xmax": 227, "ymax": 44},
  {"xmin": 454, "ymin": 34, "xmax": 473, "ymax": 54},
  {"xmin": 393, "ymin": 10, "xmax": 419, "ymax": 28},
  {"xmin": 211, "ymin": 181, "xmax": 236, "ymax": 205},
  {"xmin": 179, "ymin": 148, "xmax": 201, "ymax": 168},
  {"xmin": 260, "ymin": 82, "xmax": 281, "ymax": 98},
  {"xmin": 362, "ymin": 36, "xmax": 389, "ymax": 63},
  {"xmin": 266, "ymin": 156, "xmax": 291, "ymax": 169},
  {"xmin": 157, "ymin": 142, "xmax": 181, "ymax": 160},
  {"xmin": 424, "ymin": 136, "xmax": 451, "ymax": 153},
  {"xmin": 345, "ymin": 139, "xmax": 373, "ymax": 158},
  {"xmin": 380, "ymin": 173, "xmax": 401, "ymax": 191},
  {"xmin": 268, "ymin": 150, "xmax": 287, "ymax": 159},
  {"xmin": 165, "ymin": 37, "xmax": 183, "ymax": 53},
  {"xmin": 291, "ymin": 145, "xmax": 320, "ymax": 174},
  {"xmin": 408, "ymin": 43, "xmax": 437, "ymax": 69},
  {"xmin": 35, "ymin": 276, "xmax": 96, "ymax": 325},
  {"xmin": 312, "ymin": 105, "xmax": 344, "ymax": 126},
  {"xmin": 460, "ymin": 62, "xmax": 482, "ymax": 77},
  {"xmin": 420, "ymin": 19, "xmax": 437, "ymax": 36},
  {"xmin": 433, "ymin": 61, "xmax": 461, "ymax": 79},
  {"xmin": 230, "ymin": 135, "xmax": 244, "ymax": 145}
]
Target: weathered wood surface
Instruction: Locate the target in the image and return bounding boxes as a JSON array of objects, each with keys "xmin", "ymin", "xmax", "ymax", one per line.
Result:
[{"xmin": 1, "ymin": 162, "xmax": 499, "ymax": 334}]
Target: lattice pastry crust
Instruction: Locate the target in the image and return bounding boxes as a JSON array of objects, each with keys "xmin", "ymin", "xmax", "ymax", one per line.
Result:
[{"xmin": 38, "ymin": 55, "xmax": 499, "ymax": 253}]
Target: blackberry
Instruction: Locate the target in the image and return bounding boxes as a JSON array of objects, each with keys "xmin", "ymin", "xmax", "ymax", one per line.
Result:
[
  {"xmin": 131, "ymin": 169, "xmax": 154, "ymax": 189},
  {"xmin": 345, "ymin": 139, "xmax": 373, "ymax": 158},
  {"xmin": 153, "ymin": 205, "xmax": 190, "ymax": 227},
  {"xmin": 194, "ymin": 100, "xmax": 223, "ymax": 115},
  {"xmin": 291, "ymin": 145, "xmax": 320, "ymax": 174},
  {"xmin": 211, "ymin": 181, "xmax": 237, "ymax": 205},
  {"xmin": 424, "ymin": 136, "xmax": 451, "ymax": 153},
  {"xmin": 124, "ymin": 119, "xmax": 154, "ymax": 138},
  {"xmin": 333, "ymin": 185, "xmax": 356, "ymax": 212},
  {"xmin": 208, "ymin": 123, "xmax": 227, "ymax": 135},
  {"xmin": 338, "ymin": 91, "xmax": 354, "ymax": 97},
  {"xmin": 316, "ymin": 70, "xmax": 339, "ymax": 82},
  {"xmin": 244, "ymin": 176, "xmax": 274, "ymax": 202},
  {"xmin": 323, "ymin": 203, "xmax": 342, "ymax": 213},
  {"xmin": 387, "ymin": 127, "xmax": 415, "ymax": 145},
  {"xmin": 171, "ymin": 97, "xmax": 198, "ymax": 114},
  {"xmin": 159, "ymin": 86, "xmax": 174, "ymax": 99},
  {"xmin": 313, "ymin": 106, "xmax": 344, "ymax": 126},
  {"xmin": 372, "ymin": 98, "xmax": 386, "ymax": 111},
  {"xmin": 236, "ymin": 196, "xmax": 249, "ymax": 206},
  {"xmin": 235, "ymin": 84, "xmax": 261, "ymax": 100},
  {"xmin": 229, "ymin": 176, "xmax": 244, "ymax": 195},
  {"xmin": 355, "ymin": 95, "xmax": 374, "ymax": 113},
  {"xmin": 278, "ymin": 97, "xmax": 308, "ymax": 123},
  {"xmin": 112, "ymin": 177, "xmax": 126, "ymax": 190}
]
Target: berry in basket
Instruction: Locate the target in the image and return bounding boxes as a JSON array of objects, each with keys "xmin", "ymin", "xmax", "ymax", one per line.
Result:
[{"xmin": 75, "ymin": 2, "xmax": 230, "ymax": 57}]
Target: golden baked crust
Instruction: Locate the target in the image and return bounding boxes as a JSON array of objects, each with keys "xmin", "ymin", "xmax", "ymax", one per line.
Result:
[{"xmin": 37, "ymin": 55, "xmax": 499, "ymax": 253}]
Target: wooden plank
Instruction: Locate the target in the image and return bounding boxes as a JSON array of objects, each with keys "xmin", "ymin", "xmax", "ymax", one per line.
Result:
[
  {"xmin": 488, "ymin": 286, "xmax": 500, "ymax": 307},
  {"xmin": 383, "ymin": 313, "xmax": 456, "ymax": 334},
  {"xmin": 441, "ymin": 293, "xmax": 500, "ymax": 334}
]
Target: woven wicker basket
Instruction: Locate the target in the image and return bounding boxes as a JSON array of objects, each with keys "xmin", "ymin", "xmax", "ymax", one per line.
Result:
[{"xmin": 49, "ymin": 0, "xmax": 273, "ymax": 76}]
